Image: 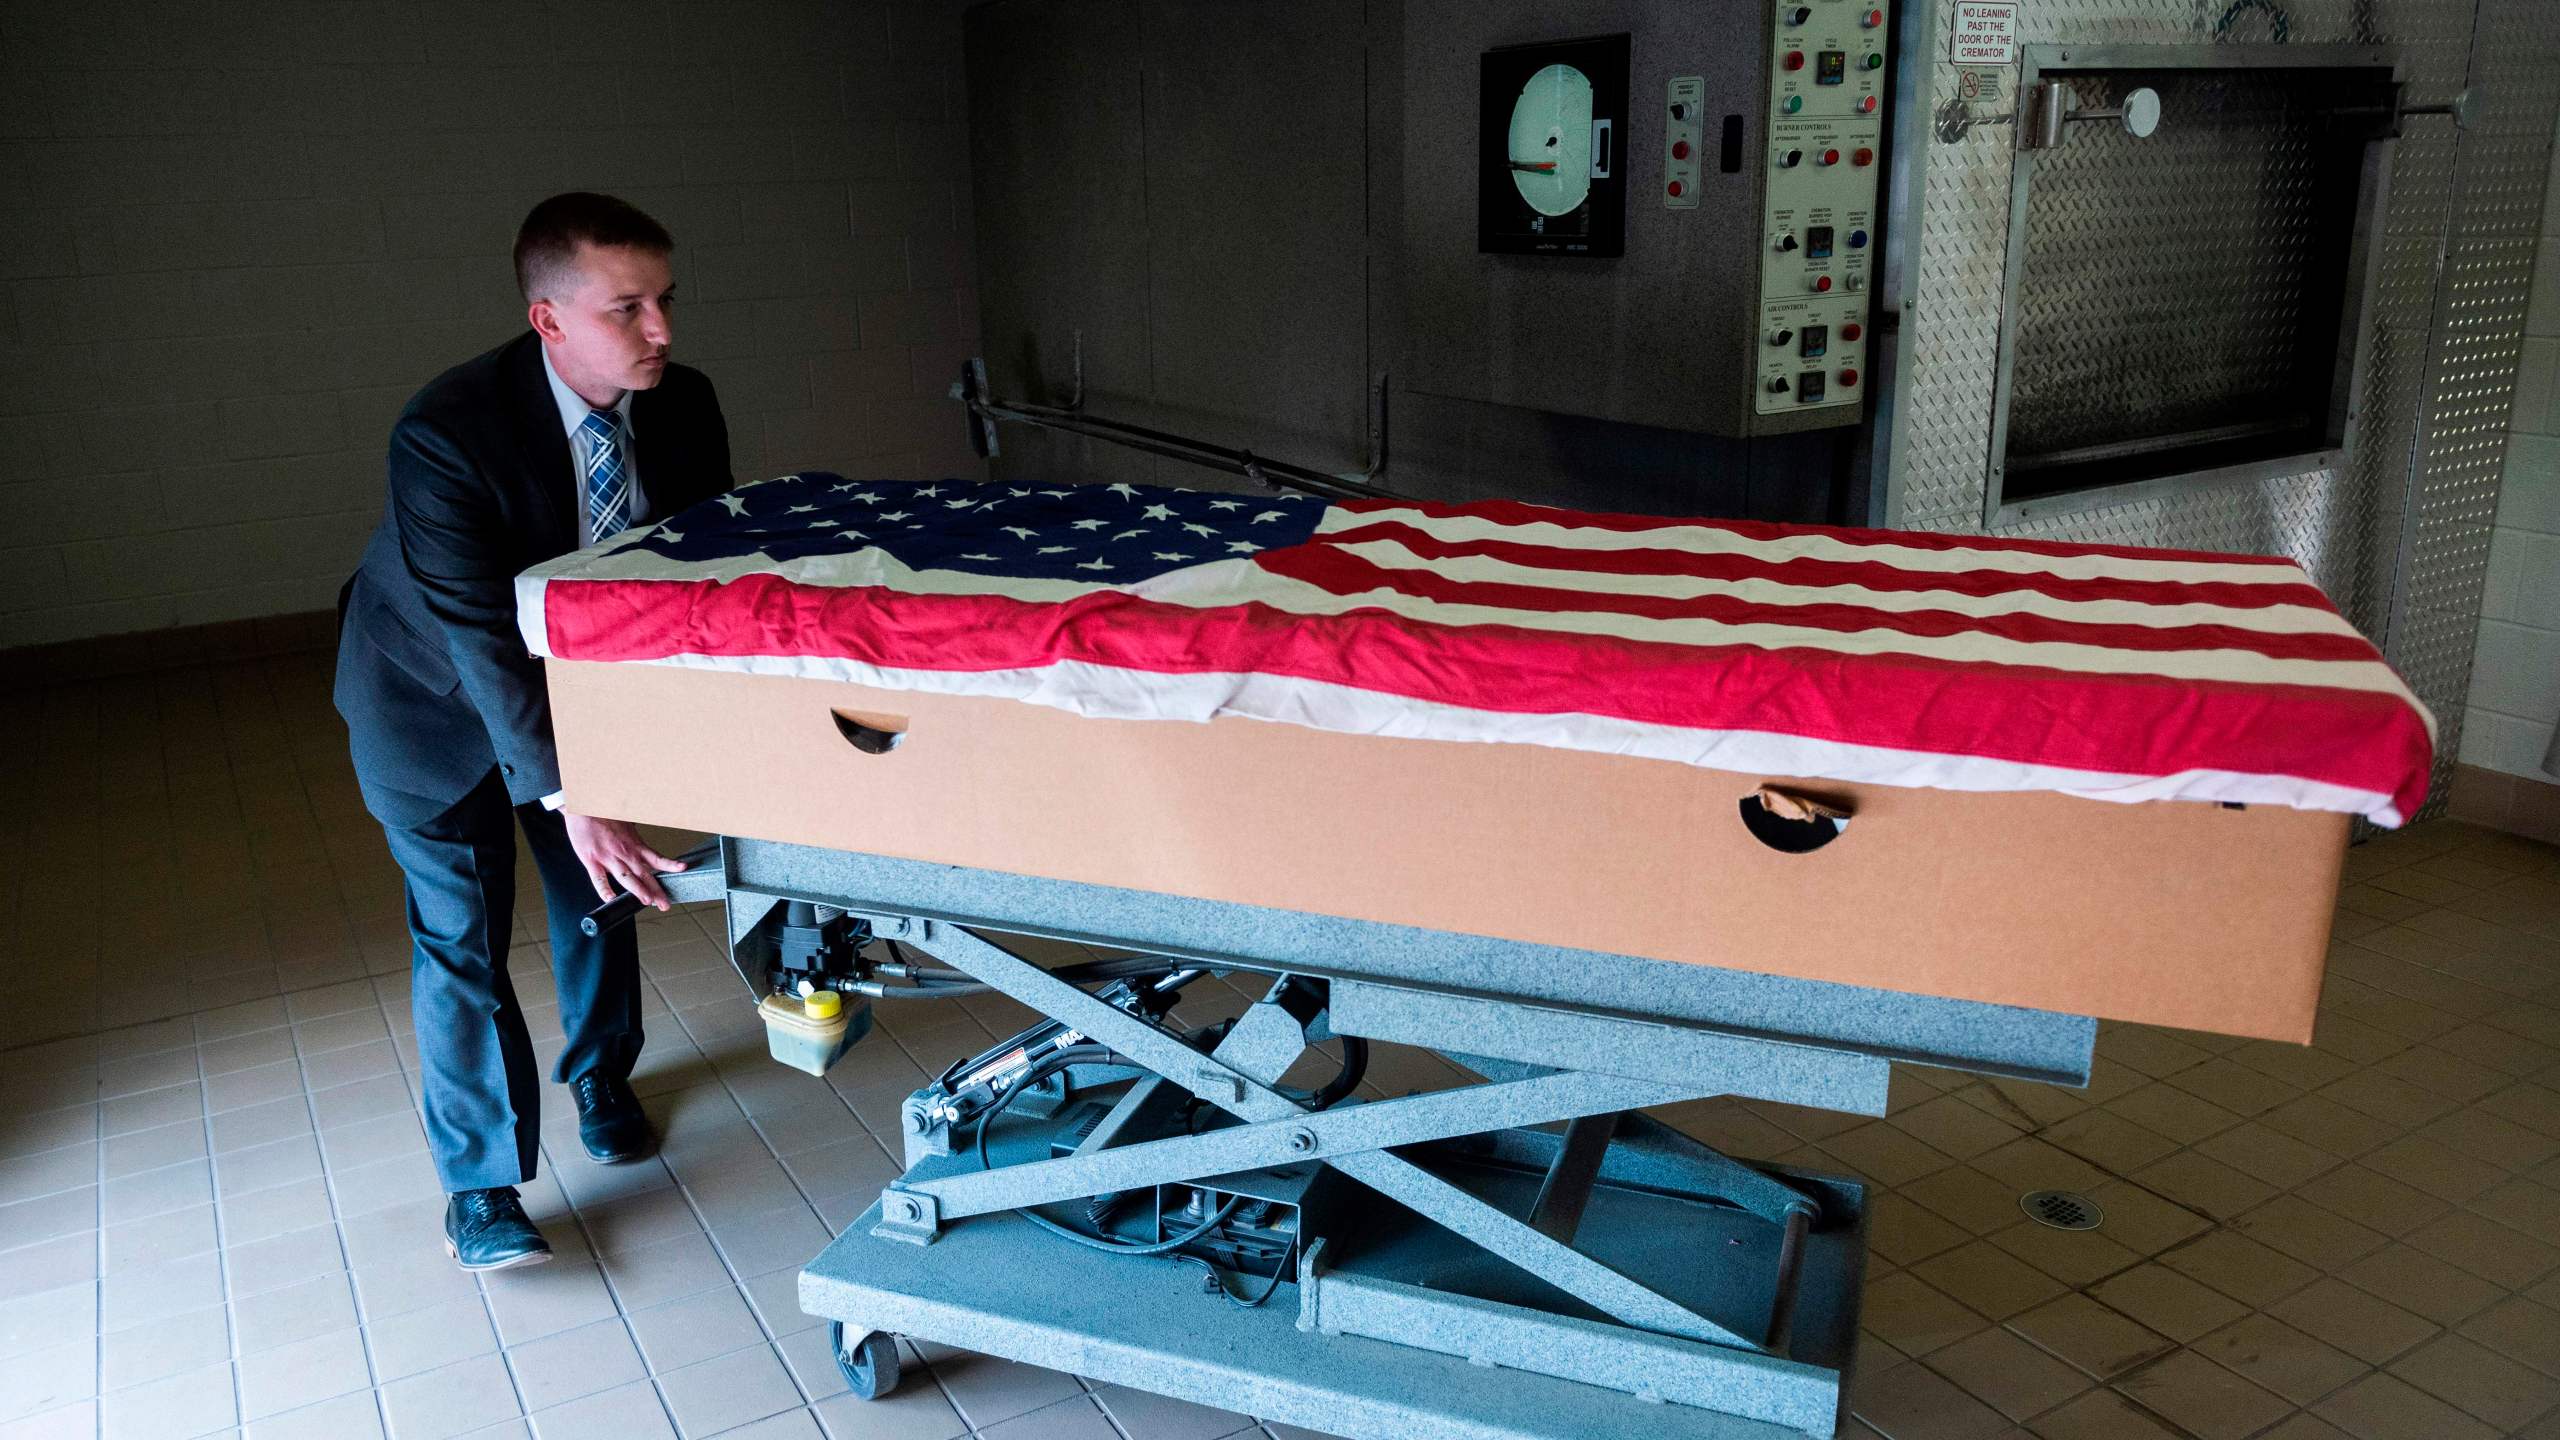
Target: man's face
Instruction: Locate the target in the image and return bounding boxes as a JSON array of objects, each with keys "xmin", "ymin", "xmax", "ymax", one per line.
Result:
[{"xmin": 530, "ymin": 242, "xmax": 675, "ymax": 402}]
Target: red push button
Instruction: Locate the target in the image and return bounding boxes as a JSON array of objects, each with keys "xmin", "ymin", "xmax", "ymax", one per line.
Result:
[
  {"xmin": 1667, "ymin": 179, "xmax": 1684, "ymax": 197},
  {"xmin": 1859, "ymin": 95, "xmax": 1880, "ymax": 114},
  {"xmin": 1811, "ymin": 275, "xmax": 1833, "ymax": 293},
  {"xmin": 1840, "ymin": 368, "xmax": 1861, "ymax": 387},
  {"xmin": 1853, "ymin": 147, "xmax": 1875, "ymax": 166},
  {"xmin": 1841, "ymin": 323, "xmax": 1863, "ymax": 341},
  {"xmin": 1863, "ymin": 8, "xmax": 1884, "ymax": 27},
  {"xmin": 1820, "ymin": 148, "xmax": 1841, "ymax": 166},
  {"xmin": 1783, "ymin": 51, "xmax": 1806, "ymax": 71},
  {"xmin": 1671, "ymin": 140, "xmax": 1690, "ymax": 160}
]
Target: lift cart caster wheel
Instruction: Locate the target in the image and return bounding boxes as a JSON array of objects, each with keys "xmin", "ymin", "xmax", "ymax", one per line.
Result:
[{"xmin": 830, "ymin": 1322, "xmax": 902, "ymax": 1400}]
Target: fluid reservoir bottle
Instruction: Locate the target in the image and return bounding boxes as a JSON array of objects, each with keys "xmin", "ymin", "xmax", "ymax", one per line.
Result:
[{"xmin": 759, "ymin": 987, "xmax": 871, "ymax": 1076}]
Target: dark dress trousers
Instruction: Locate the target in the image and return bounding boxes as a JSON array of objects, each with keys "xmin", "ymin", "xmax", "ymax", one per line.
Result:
[{"xmin": 334, "ymin": 330, "xmax": 730, "ymax": 1190}]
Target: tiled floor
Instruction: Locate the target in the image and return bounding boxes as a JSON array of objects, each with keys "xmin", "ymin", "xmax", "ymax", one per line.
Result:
[{"xmin": 4, "ymin": 655, "xmax": 2560, "ymax": 1440}]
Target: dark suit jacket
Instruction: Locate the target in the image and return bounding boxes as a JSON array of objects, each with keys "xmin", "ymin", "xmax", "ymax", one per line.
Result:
[{"xmin": 335, "ymin": 331, "xmax": 731, "ymax": 828}]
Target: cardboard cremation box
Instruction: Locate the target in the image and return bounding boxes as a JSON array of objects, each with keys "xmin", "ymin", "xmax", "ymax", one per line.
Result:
[{"xmin": 544, "ymin": 660, "xmax": 2349, "ymax": 1043}]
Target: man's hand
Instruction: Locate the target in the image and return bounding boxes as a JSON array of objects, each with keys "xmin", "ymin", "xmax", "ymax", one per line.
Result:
[{"xmin": 563, "ymin": 813, "xmax": 689, "ymax": 912}]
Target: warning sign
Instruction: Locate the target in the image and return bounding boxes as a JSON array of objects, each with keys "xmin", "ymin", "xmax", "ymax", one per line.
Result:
[{"xmin": 1950, "ymin": 2, "xmax": 2019, "ymax": 65}]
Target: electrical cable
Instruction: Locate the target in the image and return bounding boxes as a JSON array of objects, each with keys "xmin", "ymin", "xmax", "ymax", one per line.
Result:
[
  {"xmin": 868, "ymin": 955, "xmax": 1189, "ymax": 1000},
  {"xmin": 968, "ymin": 1043, "xmax": 1262, "ymax": 1282},
  {"xmin": 1302, "ymin": 1037, "xmax": 1368, "ymax": 1111},
  {"xmin": 927, "ymin": 968, "xmax": 1209, "ymax": 1092},
  {"xmin": 863, "ymin": 982, "xmax": 987, "ymax": 999},
  {"xmin": 942, "ymin": 983, "xmax": 1345, "ymax": 1305},
  {"xmin": 880, "ymin": 939, "xmax": 1179, "ymax": 987},
  {"xmin": 969, "ymin": 1046, "xmax": 1247, "ymax": 1249},
  {"xmin": 1022, "ymin": 1195, "xmax": 1243, "ymax": 1256},
  {"xmin": 1175, "ymin": 1242, "xmax": 1296, "ymax": 1308},
  {"xmin": 970, "ymin": 1043, "xmax": 1118, "ymax": 1174}
]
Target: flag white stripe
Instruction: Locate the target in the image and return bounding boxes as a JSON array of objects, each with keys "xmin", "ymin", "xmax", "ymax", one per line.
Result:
[
  {"xmin": 1173, "ymin": 560, "xmax": 2422, "ymax": 701},
  {"xmin": 571, "ymin": 648, "xmax": 2409, "ymax": 825},
  {"xmin": 1329, "ymin": 506, "xmax": 2309, "ymax": 587},
  {"xmin": 1329, "ymin": 537, "xmax": 2370, "ymax": 639},
  {"xmin": 545, "ymin": 532, "xmax": 1116, "ymax": 601}
]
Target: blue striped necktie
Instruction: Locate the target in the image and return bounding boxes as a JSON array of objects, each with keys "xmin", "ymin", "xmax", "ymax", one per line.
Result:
[{"xmin": 578, "ymin": 408, "xmax": 629, "ymax": 541}]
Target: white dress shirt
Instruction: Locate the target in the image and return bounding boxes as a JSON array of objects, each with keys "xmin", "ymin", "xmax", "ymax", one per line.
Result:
[{"xmin": 540, "ymin": 344, "xmax": 649, "ymax": 547}]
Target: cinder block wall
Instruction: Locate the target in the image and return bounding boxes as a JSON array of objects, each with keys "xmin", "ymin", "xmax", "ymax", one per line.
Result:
[
  {"xmin": 2465, "ymin": 128, "xmax": 2560, "ymax": 781},
  {"xmin": 0, "ymin": 1, "xmax": 984, "ymax": 651}
]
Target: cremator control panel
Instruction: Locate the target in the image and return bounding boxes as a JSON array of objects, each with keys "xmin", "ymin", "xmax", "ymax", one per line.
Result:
[
  {"xmin": 1755, "ymin": 0, "xmax": 1887, "ymax": 417},
  {"xmin": 1407, "ymin": 0, "xmax": 1898, "ymax": 439}
]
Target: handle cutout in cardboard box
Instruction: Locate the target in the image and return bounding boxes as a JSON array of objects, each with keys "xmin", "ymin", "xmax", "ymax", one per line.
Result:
[
  {"xmin": 1741, "ymin": 785, "xmax": 1851, "ymax": 854},
  {"xmin": 832, "ymin": 710, "xmax": 907, "ymax": 756}
]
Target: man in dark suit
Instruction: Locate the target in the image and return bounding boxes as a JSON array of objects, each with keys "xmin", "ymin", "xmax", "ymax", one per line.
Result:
[{"xmin": 335, "ymin": 192, "xmax": 732, "ymax": 1270}]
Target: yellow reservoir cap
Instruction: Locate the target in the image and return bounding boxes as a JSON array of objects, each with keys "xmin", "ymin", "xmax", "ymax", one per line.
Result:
[{"xmin": 802, "ymin": 990, "xmax": 842, "ymax": 1019}]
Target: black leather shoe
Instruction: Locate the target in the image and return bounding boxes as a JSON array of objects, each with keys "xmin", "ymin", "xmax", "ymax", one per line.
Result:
[
  {"xmin": 570, "ymin": 1073, "xmax": 655, "ymax": 1164},
  {"xmin": 443, "ymin": 1186, "xmax": 550, "ymax": 1272}
]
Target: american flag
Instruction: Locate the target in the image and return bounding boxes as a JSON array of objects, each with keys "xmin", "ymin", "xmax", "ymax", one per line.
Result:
[{"xmin": 517, "ymin": 473, "xmax": 2436, "ymax": 825}]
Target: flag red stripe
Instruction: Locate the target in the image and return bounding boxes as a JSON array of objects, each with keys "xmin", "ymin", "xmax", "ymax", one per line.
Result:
[
  {"xmin": 1257, "ymin": 543, "xmax": 2388, "ymax": 664},
  {"xmin": 1317, "ymin": 521, "xmax": 2343, "ymax": 612},
  {"xmin": 545, "ymin": 574, "xmax": 2432, "ymax": 820},
  {"xmin": 1334, "ymin": 499, "xmax": 2304, "ymax": 567}
]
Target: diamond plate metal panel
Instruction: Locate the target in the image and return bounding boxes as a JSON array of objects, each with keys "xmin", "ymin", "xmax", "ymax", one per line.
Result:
[
  {"xmin": 1886, "ymin": 0, "xmax": 2560, "ymax": 820},
  {"xmin": 2004, "ymin": 67, "xmax": 2355, "ymax": 464}
]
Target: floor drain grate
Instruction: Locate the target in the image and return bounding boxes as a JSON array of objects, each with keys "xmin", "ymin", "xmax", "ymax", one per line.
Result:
[{"xmin": 2021, "ymin": 1189, "xmax": 2103, "ymax": 1231}]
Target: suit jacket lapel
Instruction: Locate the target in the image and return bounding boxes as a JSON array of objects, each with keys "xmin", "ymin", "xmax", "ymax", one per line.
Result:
[{"xmin": 503, "ymin": 333, "xmax": 577, "ymax": 554}]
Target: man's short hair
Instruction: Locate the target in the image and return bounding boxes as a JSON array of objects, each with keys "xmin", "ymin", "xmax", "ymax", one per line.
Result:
[{"xmin": 513, "ymin": 192, "xmax": 673, "ymax": 302}]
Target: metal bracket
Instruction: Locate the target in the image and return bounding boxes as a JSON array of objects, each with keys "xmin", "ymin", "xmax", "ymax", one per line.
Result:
[{"xmin": 873, "ymin": 1183, "xmax": 942, "ymax": 1244}]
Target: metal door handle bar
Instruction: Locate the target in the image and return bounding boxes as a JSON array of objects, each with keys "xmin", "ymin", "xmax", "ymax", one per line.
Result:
[{"xmin": 577, "ymin": 842, "xmax": 727, "ymax": 935}]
